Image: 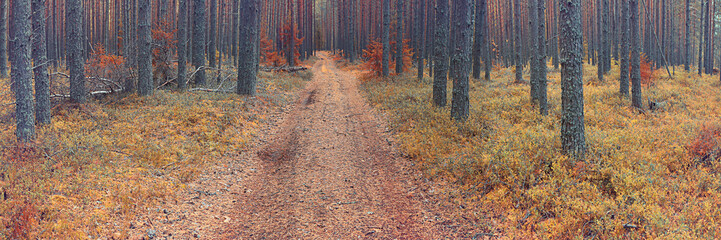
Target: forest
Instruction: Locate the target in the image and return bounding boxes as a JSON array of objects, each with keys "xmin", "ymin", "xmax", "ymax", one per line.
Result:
[{"xmin": 1, "ymin": 0, "xmax": 721, "ymax": 238}]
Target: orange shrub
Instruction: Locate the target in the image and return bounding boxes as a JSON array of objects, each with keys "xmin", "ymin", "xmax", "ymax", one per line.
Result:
[
  {"xmin": 260, "ymin": 28, "xmax": 286, "ymax": 67},
  {"xmin": 688, "ymin": 123, "xmax": 721, "ymax": 163}
]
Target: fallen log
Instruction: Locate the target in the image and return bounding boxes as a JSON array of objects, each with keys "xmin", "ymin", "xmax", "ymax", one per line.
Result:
[{"xmin": 259, "ymin": 66, "xmax": 309, "ymax": 72}]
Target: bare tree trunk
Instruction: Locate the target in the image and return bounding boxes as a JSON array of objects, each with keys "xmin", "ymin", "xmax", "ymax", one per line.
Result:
[
  {"xmin": 193, "ymin": 0, "xmax": 207, "ymax": 85},
  {"xmin": 237, "ymin": 0, "xmax": 259, "ymax": 95},
  {"xmin": 698, "ymin": 0, "xmax": 705, "ymax": 75},
  {"xmin": 137, "ymin": 0, "xmax": 153, "ymax": 96},
  {"xmin": 451, "ymin": 0, "xmax": 472, "ymax": 122},
  {"xmin": 396, "ymin": 0, "xmax": 404, "ymax": 74},
  {"xmin": 685, "ymin": 0, "xmax": 690, "ymax": 71},
  {"xmin": 537, "ymin": 0, "xmax": 547, "ymax": 115},
  {"xmin": 513, "ymin": 0, "xmax": 522, "ymax": 83},
  {"xmin": 67, "ymin": 0, "xmax": 85, "ymax": 103},
  {"xmin": 560, "ymin": 0, "xmax": 586, "ymax": 159},
  {"xmin": 382, "ymin": 0, "xmax": 390, "ymax": 77},
  {"xmin": 433, "ymin": 0, "xmax": 449, "ymax": 107},
  {"xmin": 620, "ymin": 0, "xmax": 630, "ymax": 96},
  {"xmin": 12, "ymin": 0, "xmax": 35, "ymax": 141},
  {"xmin": 530, "ymin": 0, "xmax": 539, "ymax": 101},
  {"xmin": 416, "ymin": 0, "xmax": 424, "ymax": 80},
  {"xmin": 32, "ymin": 0, "xmax": 50, "ymax": 125},
  {"xmin": 0, "ymin": 0, "xmax": 7, "ymax": 77},
  {"xmin": 178, "ymin": 0, "xmax": 188, "ymax": 90},
  {"xmin": 630, "ymin": 0, "xmax": 642, "ymax": 109},
  {"xmin": 208, "ymin": 0, "xmax": 217, "ymax": 68}
]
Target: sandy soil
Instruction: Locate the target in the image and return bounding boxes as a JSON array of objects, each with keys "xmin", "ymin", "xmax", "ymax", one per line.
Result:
[{"xmin": 129, "ymin": 52, "xmax": 482, "ymax": 239}]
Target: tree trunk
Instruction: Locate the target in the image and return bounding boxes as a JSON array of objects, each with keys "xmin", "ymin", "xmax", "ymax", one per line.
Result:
[
  {"xmin": 433, "ymin": 0, "xmax": 449, "ymax": 107},
  {"xmin": 481, "ymin": 0, "xmax": 490, "ymax": 81},
  {"xmin": 602, "ymin": 0, "xmax": 610, "ymax": 73},
  {"xmin": 138, "ymin": 0, "xmax": 153, "ymax": 96},
  {"xmin": 232, "ymin": 0, "xmax": 238, "ymax": 66},
  {"xmin": 382, "ymin": 0, "xmax": 390, "ymax": 77},
  {"xmin": 537, "ymin": 0, "xmax": 547, "ymax": 115},
  {"xmin": 193, "ymin": 0, "xmax": 207, "ymax": 85},
  {"xmin": 32, "ymin": 0, "xmax": 50, "ymax": 125},
  {"xmin": 472, "ymin": 0, "xmax": 483, "ymax": 80},
  {"xmin": 396, "ymin": 0, "xmax": 404, "ymax": 74},
  {"xmin": 67, "ymin": 0, "xmax": 85, "ymax": 103},
  {"xmin": 416, "ymin": 0, "xmax": 424, "ymax": 80},
  {"xmin": 450, "ymin": 0, "xmax": 472, "ymax": 122},
  {"xmin": 685, "ymin": 0, "xmax": 690, "ymax": 71},
  {"xmin": 208, "ymin": 0, "xmax": 217, "ymax": 68},
  {"xmin": 698, "ymin": 0, "xmax": 705, "ymax": 75},
  {"xmin": 0, "ymin": 0, "xmax": 7, "ymax": 77},
  {"xmin": 630, "ymin": 0, "xmax": 642, "ymax": 109},
  {"xmin": 349, "ymin": 0, "xmax": 356, "ymax": 63},
  {"xmin": 620, "ymin": 0, "xmax": 629, "ymax": 96},
  {"xmin": 560, "ymin": 0, "xmax": 586, "ymax": 159},
  {"xmin": 237, "ymin": 0, "xmax": 259, "ymax": 95},
  {"xmin": 178, "ymin": 0, "xmax": 188, "ymax": 90},
  {"xmin": 597, "ymin": 0, "xmax": 604, "ymax": 81},
  {"xmin": 513, "ymin": 0, "xmax": 522, "ymax": 83},
  {"xmin": 11, "ymin": 0, "xmax": 34, "ymax": 141},
  {"xmin": 530, "ymin": 0, "xmax": 539, "ymax": 101}
]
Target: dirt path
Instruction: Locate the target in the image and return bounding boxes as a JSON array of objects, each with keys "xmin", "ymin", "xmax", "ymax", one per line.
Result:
[{"xmin": 221, "ymin": 52, "xmax": 466, "ymax": 239}]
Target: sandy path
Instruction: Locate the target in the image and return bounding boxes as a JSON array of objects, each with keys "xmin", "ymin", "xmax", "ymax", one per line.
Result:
[{"xmin": 224, "ymin": 52, "xmax": 458, "ymax": 239}]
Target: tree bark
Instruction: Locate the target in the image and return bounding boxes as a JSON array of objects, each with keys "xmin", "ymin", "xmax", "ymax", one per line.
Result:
[
  {"xmin": 178, "ymin": 0, "xmax": 188, "ymax": 90},
  {"xmin": 32, "ymin": 0, "xmax": 50, "ymax": 125},
  {"xmin": 382, "ymin": 0, "xmax": 390, "ymax": 77},
  {"xmin": 630, "ymin": 0, "xmax": 642, "ymax": 109},
  {"xmin": 237, "ymin": 0, "xmax": 259, "ymax": 95},
  {"xmin": 433, "ymin": 0, "xmax": 449, "ymax": 107},
  {"xmin": 560, "ymin": 0, "xmax": 586, "ymax": 159},
  {"xmin": 11, "ymin": 0, "xmax": 35, "ymax": 141},
  {"xmin": 530, "ymin": 0, "xmax": 539, "ymax": 101},
  {"xmin": 416, "ymin": 0, "xmax": 424, "ymax": 80},
  {"xmin": 193, "ymin": 0, "xmax": 207, "ymax": 85},
  {"xmin": 685, "ymin": 0, "xmax": 690, "ymax": 71},
  {"xmin": 450, "ymin": 0, "xmax": 472, "ymax": 122},
  {"xmin": 208, "ymin": 0, "xmax": 217, "ymax": 68},
  {"xmin": 698, "ymin": 0, "xmax": 705, "ymax": 75},
  {"xmin": 513, "ymin": 0, "xmax": 522, "ymax": 83},
  {"xmin": 67, "ymin": 0, "xmax": 85, "ymax": 103},
  {"xmin": 137, "ymin": 0, "xmax": 153, "ymax": 96},
  {"xmin": 396, "ymin": 0, "xmax": 404, "ymax": 74},
  {"xmin": 620, "ymin": 0, "xmax": 629, "ymax": 96},
  {"xmin": 537, "ymin": 0, "xmax": 547, "ymax": 115},
  {"xmin": 0, "ymin": 0, "xmax": 7, "ymax": 77}
]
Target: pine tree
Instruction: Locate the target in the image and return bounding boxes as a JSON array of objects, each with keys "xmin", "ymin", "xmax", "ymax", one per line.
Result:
[
  {"xmin": 619, "ymin": 0, "xmax": 630, "ymax": 96},
  {"xmin": 396, "ymin": 0, "xmax": 404, "ymax": 74},
  {"xmin": 537, "ymin": 0, "xmax": 548, "ymax": 115},
  {"xmin": 178, "ymin": 0, "xmax": 188, "ymax": 90},
  {"xmin": 67, "ymin": 0, "xmax": 85, "ymax": 103},
  {"xmin": 137, "ymin": 0, "xmax": 153, "ymax": 96},
  {"xmin": 450, "ymin": 0, "xmax": 473, "ymax": 121},
  {"xmin": 193, "ymin": 0, "xmax": 207, "ymax": 85},
  {"xmin": 0, "ymin": 0, "xmax": 7, "ymax": 77},
  {"xmin": 382, "ymin": 0, "xmax": 390, "ymax": 77},
  {"xmin": 237, "ymin": 0, "xmax": 260, "ymax": 95},
  {"xmin": 32, "ymin": 0, "xmax": 50, "ymax": 125},
  {"xmin": 433, "ymin": 0, "xmax": 450, "ymax": 107},
  {"xmin": 11, "ymin": 0, "xmax": 34, "ymax": 141},
  {"xmin": 630, "ymin": 0, "xmax": 642, "ymax": 109},
  {"xmin": 560, "ymin": 0, "xmax": 586, "ymax": 159}
]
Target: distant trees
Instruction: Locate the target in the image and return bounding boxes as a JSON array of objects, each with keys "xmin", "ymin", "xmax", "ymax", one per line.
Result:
[{"xmin": 560, "ymin": 0, "xmax": 586, "ymax": 158}]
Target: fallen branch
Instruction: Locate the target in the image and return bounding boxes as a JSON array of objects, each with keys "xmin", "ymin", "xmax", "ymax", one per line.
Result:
[
  {"xmin": 188, "ymin": 88, "xmax": 235, "ymax": 93},
  {"xmin": 259, "ymin": 66, "xmax": 309, "ymax": 72}
]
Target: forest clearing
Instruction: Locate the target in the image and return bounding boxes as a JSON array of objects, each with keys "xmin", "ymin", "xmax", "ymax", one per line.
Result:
[{"xmin": 2, "ymin": 0, "xmax": 721, "ymax": 239}]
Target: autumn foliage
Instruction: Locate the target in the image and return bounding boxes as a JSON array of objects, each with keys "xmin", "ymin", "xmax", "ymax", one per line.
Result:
[
  {"xmin": 260, "ymin": 28, "xmax": 286, "ymax": 67},
  {"xmin": 279, "ymin": 21, "xmax": 304, "ymax": 66},
  {"xmin": 152, "ymin": 20, "xmax": 178, "ymax": 83},
  {"xmin": 85, "ymin": 44, "xmax": 127, "ymax": 91},
  {"xmin": 688, "ymin": 123, "xmax": 721, "ymax": 164},
  {"xmin": 361, "ymin": 39, "xmax": 413, "ymax": 76}
]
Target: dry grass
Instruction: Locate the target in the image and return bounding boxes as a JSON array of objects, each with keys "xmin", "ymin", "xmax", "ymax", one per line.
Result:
[
  {"xmin": 0, "ymin": 71, "xmax": 308, "ymax": 239},
  {"xmin": 360, "ymin": 63, "xmax": 721, "ymax": 238}
]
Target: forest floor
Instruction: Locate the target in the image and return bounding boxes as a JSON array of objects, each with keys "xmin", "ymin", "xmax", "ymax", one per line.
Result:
[{"xmin": 126, "ymin": 52, "xmax": 489, "ymax": 239}]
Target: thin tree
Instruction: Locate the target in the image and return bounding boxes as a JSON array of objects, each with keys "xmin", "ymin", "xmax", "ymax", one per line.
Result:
[
  {"xmin": 619, "ymin": 0, "xmax": 629, "ymax": 96},
  {"xmin": 513, "ymin": 0, "xmax": 522, "ymax": 83},
  {"xmin": 67, "ymin": 0, "xmax": 85, "ymax": 103},
  {"xmin": 396, "ymin": 0, "xmax": 404, "ymax": 74},
  {"xmin": 602, "ymin": 0, "xmax": 610, "ymax": 73},
  {"xmin": 536, "ymin": 0, "xmax": 547, "ymax": 115},
  {"xmin": 193, "ymin": 0, "xmax": 207, "ymax": 85},
  {"xmin": 472, "ymin": 0, "xmax": 486, "ymax": 80},
  {"xmin": 530, "ymin": 0, "xmax": 539, "ymax": 102},
  {"xmin": 209, "ymin": 0, "xmax": 217, "ymax": 68},
  {"xmin": 178, "ymin": 0, "xmax": 188, "ymax": 90},
  {"xmin": 630, "ymin": 0, "xmax": 642, "ymax": 109},
  {"xmin": 32, "ymin": 0, "xmax": 50, "ymax": 125},
  {"xmin": 237, "ymin": 0, "xmax": 260, "ymax": 95},
  {"xmin": 560, "ymin": 0, "xmax": 586, "ymax": 159},
  {"xmin": 596, "ymin": 0, "xmax": 604, "ymax": 82},
  {"xmin": 685, "ymin": 0, "xmax": 690, "ymax": 71},
  {"xmin": 382, "ymin": 0, "xmax": 390, "ymax": 77},
  {"xmin": 451, "ymin": 0, "xmax": 473, "ymax": 121},
  {"xmin": 137, "ymin": 0, "xmax": 153, "ymax": 96},
  {"xmin": 433, "ymin": 0, "xmax": 449, "ymax": 107},
  {"xmin": 232, "ymin": 0, "xmax": 239, "ymax": 66},
  {"xmin": 698, "ymin": 0, "xmax": 704, "ymax": 75},
  {"xmin": 0, "ymin": 0, "xmax": 7, "ymax": 77},
  {"xmin": 480, "ymin": 0, "xmax": 490, "ymax": 81},
  {"xmin": 416, "ymin": 0, "xmax": 424, "ymax": 80}
]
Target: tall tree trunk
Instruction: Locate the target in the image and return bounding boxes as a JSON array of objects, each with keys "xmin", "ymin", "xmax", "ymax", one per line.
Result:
[
  {"xmin": 0, "ymin": 0, "xmax": 7, "ymax": 77},
  {"xmin": 138, "ymin": 0, "xmax": 153, "ymax": 96},
  {"xmin": 237, "ymin": 0, "xmax": 259, "ymax": 95},
  {"xmin": 193, "ymin": 0, "xmax": 207, "ymax": 85},
  {"xmin": 630, "ymin": 0, "xmax": 642, "ymax": 109},
  {"xmin": 396, "ymin": 0, "xmax": 404, "ymax": 74},
  {"xmin": 560, "ymin": 0, "xmax": 586, "ymax": 159},
  {"xmin": 451, "ymin": 0, "xmax": 472, "ymax": 121},
  {"xmin": 232, "ymin": 0, "xmax": 238, "ymax": 66},
  {"xmin": 530, "ymin": 0, "xmax": 539, "ymax": 102},
  {"xmin": 178, "ymin": 0, "xmax": 188, "ymax": 90},
  {"xmin": 537, "ymin": 0, "xmax": 547, "ymax": 115},
  {"xmin": 208, "ymin": 0, "xmax": 217, "ymax": 68},
  {"xmin": 416, "ymin": 0, "xmax": 424, "ymax": 80},
  {"xmin": 472, "ymin": 0, "xmax": 484, "ymax": 80},
  {"xmin": 597, "ymin": 0, "xmax": 604, "ymax": 81},
  {"xmin": 698, "ymin": 0, "xmax": 705, "ymax": 75},
  {"xmin": 481, "ymin": 0, "xmax": 490, "ymax": 81},
  {"xmin": 620, "ymin": 0, "xmax": 629, "ymax": 96},
  {"xmin": 67, "ymin": 0, "xmax": 85, "ymax": 103},
  {"xmin": 11, "ymin": 0, "xmax": 35, "ymax": 141},
  {"xmin": 704, "ymin": 0, "xmax": 713, "ymax": 74},
  {"xmin": 685, "ymin": 0, "xmax": 690, "ymax": 71},
  {"xmin": 513, "ymin": 0, "xmax": 522, "ymax": 83},
  {"xmin": 349, "ymin": 0, "xmax": 356, "ymax": 63},
  {"xmin": 382, "ymin": 0, "xmax": 390, "ymax": 77},
  {"xmin": 32, "ymin": 0, "xmax": 50, "ymax": 125},
  {"xmin": 602, "ymin": 0, "xmax": 610, "ymax": 73},
  {"xmin": 433, "ymin": 0, "xmax": 449, "ymax": 107}
]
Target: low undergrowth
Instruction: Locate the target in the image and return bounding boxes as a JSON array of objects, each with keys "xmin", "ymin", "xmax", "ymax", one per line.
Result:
[
  {"xmin": 0, "ymin": 71, "xmax": 308, "ymax": 238},
  {"xmin": 360, "ymin": 64, "xmax": 721, "ymax": 238}
]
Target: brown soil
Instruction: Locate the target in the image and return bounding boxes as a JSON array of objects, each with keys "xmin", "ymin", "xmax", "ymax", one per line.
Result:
[{"xmin": 128, "ymin": 52, "xmax": 483, "ymax": 239}]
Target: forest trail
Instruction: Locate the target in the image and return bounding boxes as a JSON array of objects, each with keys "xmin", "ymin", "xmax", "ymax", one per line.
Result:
[{"xmin": 223, "ymin": 52, "xmax": 458, "ymax": 238}]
